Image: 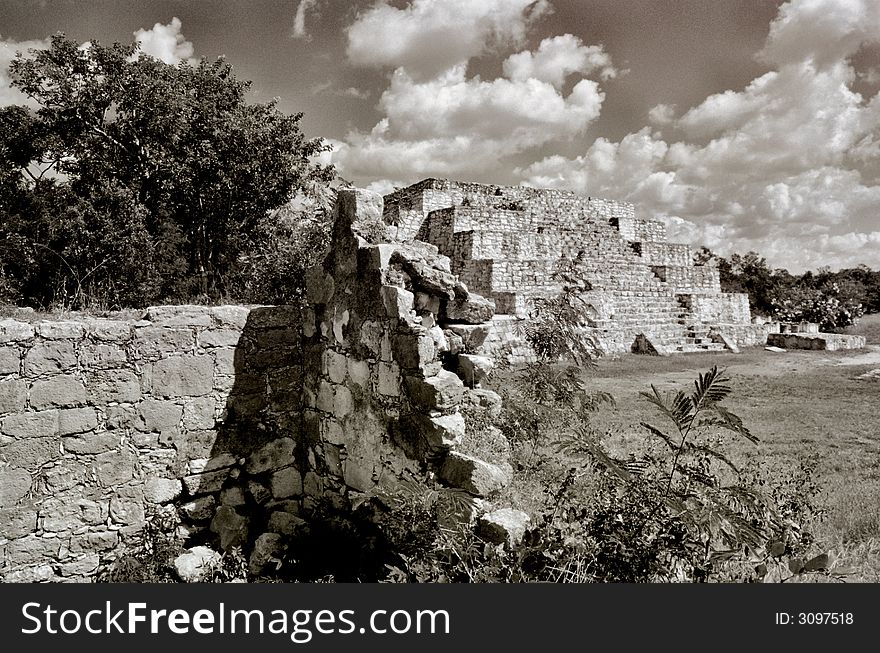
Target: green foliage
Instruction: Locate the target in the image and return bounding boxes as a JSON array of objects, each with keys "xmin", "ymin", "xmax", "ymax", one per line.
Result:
[{"xmin": 1, "ymin": 33, "xmax": 333, "ymax": 309}]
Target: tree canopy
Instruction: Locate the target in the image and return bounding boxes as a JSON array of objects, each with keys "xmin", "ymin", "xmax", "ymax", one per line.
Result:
[{"xmin": 0, "ymin": 33, "xmax": 334, "ymax": 309}]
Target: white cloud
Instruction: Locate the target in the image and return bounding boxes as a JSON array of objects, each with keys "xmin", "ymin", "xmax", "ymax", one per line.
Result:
[
  {"xmin": 0, "ymin": 35, "xmax": 50, "ymax": 107},
  {"xmin": 292, "ymin": 0, "xmax": 320, "ymax": 41},
  {"xmin": 502, "ymin": 34, "xmax": 616, "ymax": 88},
  {"xmin": 134, "ymin": 17, "xmax": 195, "ymax": 65},
  {"xmin": 515, "ymin": 0, "xmax": 880, "ymax": 272},
  {"xmin": 346, "ymin": 0, "xmax": 551, "ymax": 80}
]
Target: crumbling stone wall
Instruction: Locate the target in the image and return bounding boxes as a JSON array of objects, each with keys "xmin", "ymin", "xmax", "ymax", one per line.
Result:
[{"xmin": 1, "ymin": 189, "xmax": 514, "ymax": 582}]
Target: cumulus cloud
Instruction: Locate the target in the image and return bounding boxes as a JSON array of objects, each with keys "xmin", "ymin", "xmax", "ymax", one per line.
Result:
[
  {"xmin": 0, "ymin": 35, "xmax": 50, "ymax": 107},
  {"xmin": 502, "ymin": 34, "xmax": 617, "ymax": 88},
  {"xmin": 134, "ymin": 17, "xmax": 195, "ymax": 65},
  {"xmin": 516, "ymin": 0, "xmax": 880, "ymax": 272},
  {"xmin": 346, "ymin": 0, "xmax": 550, "ymax": 80}
]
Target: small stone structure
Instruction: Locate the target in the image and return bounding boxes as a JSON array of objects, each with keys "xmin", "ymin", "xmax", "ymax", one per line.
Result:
[
  {"xmin": 383, "ymin": 179, "xmax": 772, "ymax": 358},
  {"xmin": 0, "ymin": 189, "xmax": 512, "ymax": 582}
]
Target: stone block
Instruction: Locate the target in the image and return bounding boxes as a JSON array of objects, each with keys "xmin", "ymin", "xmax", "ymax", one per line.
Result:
[
  {"xmin": 63, "ymin": 432, "xmax": 119, "ymax": 454},
  {"xmin": 245, "ymin": 438, "xmax": 296, "ymax": 475},
  {"xmin": 5, "ymin": 536, "xmax": 60, "ymax": 566},
  {"xmin": 151, "ymin": 355, "xmax": 214, "ymax": 397},
  {"xmin": 29, "ymin": 375, "xmax": 87, "ymax": 409},
  {"xmin": 183, "ymin": 397, "xmax": 216, "ymax": 430},
  {"xmin": 0, "ymin": 503, "xmax": 38, "ymax": 539},
  {"xmin": 270, "ymin": 466, "xmax": 303, "ymax": 499},
  {"xmin": 145, "ymin": 305, "xmax": 214, "ymax": 327},
  {"xmin": 267, "ymin": 511, "xmax": 306, "ymax": 537},
  {"xmin": 57, "ymin": 407, "xmax": 98, "ymax": 435},
  {"xmin": 478, "ymin": 508, "xmax": 531, "ymax": 546},
  {"xmin": 39, "ymin": 497, "xmax": 103, "ymax": 532},
  {"xmin": 462, "ymin": 388, "xmax": 503, "ymax": 418},
  {"xmin": 406, "ymin": 412, "xmax": 465, "ymax": 452},
  {"xmin": 0, "ymin": 378, "xmax": 27, "ymax": 413},
  {"xmin": 58, "ymin": 553, "xmax": 100, "ymax": 577},
  {"xmin": 4, "ymin": 565, "xmax": 56, "ymax": 583},
  {"xmin": 381, "ymin": 285, "xmax": 415, "ymax": 318},
  {"xmin": 79, "ymin": 343, "xmax": 128, "ymax": 368},
  {"xmin": 109, "ymin": 494, "xmax": 145, "ymax": 526},
  {"xmin": 414, "ymin": 292, "xmax": 441, "ymax": 315},
  {"xmin": 181, "ymin": 495, "xmax": 216, "ymax": 521},
  {"xmin": 214, "ymin": 348, "xmax": 237, "ymax": 375},
  {"xmin": 211, "ymin": 305, "xmax": 251, "ymax": 329},
  {"xmin": 25, "ymin": 341, "xmax": 77, "ymax": 375},
  {"xmin": 87, "ymin": 319, "xmax": 133, "ymax": 341},
  {"xmin": 0, "ymin": 436, "xmax": 61, "ymax": 470},
  {"xmin": 36, "ymin": 321, "xmax": 84, "ymax": 339},
  {"xmin": 136, "ymin": 399, "xmax": 182, "ymax": 432},
  {"xmin": 322, "ymin": 349, "xmax": 348, "ymax": 384},
  {"xmin": 0, "ymin": 320, "xmax": 34, "ymax": 343},
  {"xmin": 439, "ymin": 451, "xmax": 511, "ymax": 497},
  {"xmin": 443, "ymin": 293, "xmax": 495, "ymax": 324},
  {"xmin": 0, "ymin": 467, "xmax": 32, "ymax": 508},
  {"xmin": 393, "ymin": 333, "xmax": 436, "ymax": 369},
  {"xmin": 92, "ymin": 450, "xmax": 135, "ymax": 486},
  {"xmin": 210, "ymin": 505, "xmax": 248, "ymax": 549},
  {"xmin": 0, "ymin": 346, "xmax": 20, "ymax": 374},
  {"xmin": 144, "ymin": 476, "xmax": 183, "ymax": 504},
  {"xmin": 183, "ymin": 468, "xmax": 230, "ymax": 495},
  {"xmin": 405, "ymin": 370, "xmax": 464, "ymax": 412},
  {"xmin": 175, "ymin": 546, "xmax": 221, "ymax": 582},
  {"xmin": 376, "ymin": 362, "xmax": 400, "ymax": 397},
  {"xmin": 198, "ymin": 329, "xmax": 241, "ymax": 347},
  {"xmin": 1, "ymin": 410, "xmax": 58, "ymax": 438},
  {"xmin": 249, "ymin": 532, "xmax": 285, "ymax": 576},
  {"xmin": 445, "ymin": 324, "xmax": 491, "ymax": 350},
  {"xmin": 457, "ymin": 354, "xmax": 494, "ymax": 387},
  {"xmin": 135, "ymin": 327, "xmax": 194, "ymax": 358},
  {"xmin": 87, "ymin": 369, "xmax": 141, "ymax": 404}
]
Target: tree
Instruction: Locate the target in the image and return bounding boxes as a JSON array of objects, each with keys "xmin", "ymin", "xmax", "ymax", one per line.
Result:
[{"xmin": 1, "ymin": 33, "xmax": 333, "ymax": 308}]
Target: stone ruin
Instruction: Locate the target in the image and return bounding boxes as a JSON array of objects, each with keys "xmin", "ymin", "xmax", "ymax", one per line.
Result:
[
  {"xmin": 0, "ymin": 182, "xmax": 865, "ymax": 583},
  {"xmin": 383, "ymin": 178, "xmax": 775, "ymax": 358}
]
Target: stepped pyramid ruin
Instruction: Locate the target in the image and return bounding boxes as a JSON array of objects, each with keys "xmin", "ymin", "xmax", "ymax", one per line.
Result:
[{"xmin": 384, "ymin": 179, "xmax": 772, "ymax": 358}]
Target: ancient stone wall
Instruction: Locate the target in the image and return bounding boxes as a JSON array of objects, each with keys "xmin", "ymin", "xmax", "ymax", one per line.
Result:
[{"xmin": 1, "ymin": 189, "xmax": 514, "ymax": 583}]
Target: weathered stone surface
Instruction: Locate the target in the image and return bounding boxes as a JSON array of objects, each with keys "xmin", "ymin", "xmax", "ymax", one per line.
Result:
[
  {"xmin": 39, "ymin": 497, "xmax": 104, "ymax": 532},
  {"xmin": 270, "ymin": 466, "xmax": 303, "ymax": 499},
  {"xmin": 248, "ymin": 532, "xmax": 285, "ymax": 576},
  {"xmin": 443, "ymin": 293, "xmax": 495, "ymax": 324},
  {"xmin": 62, "ymin": 432, "xmax": 119, "ymax": 454},
  {"xmin": 0, "ymin": 467, "xmax": 32, "ymax": 508},
  {"xmin": 0, "ymin": 379, "xmax": 27, "ymax": 413},
  {"xmin": 87, "ymin": 369, "xmax": 141, "ymax": 404},
  {"xmin": 92, "ymin": 450, "xmax": 135, "ymax": 486},
  {"xmin": 174, "ymin": 546, "xmax": 221, "ymax": 582},
  {"xmin": 68, "ymin": 530, "xmax": 118, "ymax": 554},
  {"xmin": 221, "ymin": 486, "xmax": 246, "ymax": 507},
  {"xmin": 199, "ymin": 329, "xmax": 241, "ymax": 347},
  {"xmin": 144, "ymin": 477, "xmax": 182, "ymax": 504},
  {"xmin": 57, "ymin": 407, "xmax": 98, "ymax": 435},
  {"xmin": 135, "ymin": 327, "xmax": 194, "ymax": 357},
  {"xmin": 183, "ymin": 397, "xmax": 216, "ymax": 430},
  {"xmin": 29, "ymin": 375, "xmax": 88, "ymax": 409},
  {"xmin": 267, "ymin": 511, "xmax": 306, "ymax": 536},
  {"xmin": 5, "ymin": 535, "xmax": 60, "ymax": 566},
  {"xmin": 457, "ymin": 354, "xmax": 494, "ymax": 387},
  {"xmin": 1, "ymin": 437, "xmax": 61, "ymax": 470},
  {"xmin": 381, "ymin": 285, "xmax": 415, "ymax": 319},
  {"xmin": 0, "ymin": 504, "xmax": 38, "ymax": 539},
  {"xmin": 246, "ymin": 438, "xmax": 295, "ymax": 475},
  {"xmin": 211, "ymin": 305, "xmax": 251, "ymax": 329},
  {"xmin": 404, "ymin": 413, "xmax": 464, "ymax": 453},
  {"xmin": 145, "ymin": 305, "xmax": 214, "ymax": 327},
  {"xmin": 393, "ymin": 333, "xmax": 436, "ymax": 369},
  {"xmin": 0, "ymin": 320, "xmax": 34, "ymax": 342},
  {"xmin": 444, "ymin": 324, "xmax": 491, "ymax": 350},
  {"xmin": 183, "ymin": 468, "xmax": 230, "ymax": 496},
  {"xmin": 36, "ymin": 321, "xmax": 84, "ymax": 339},
  {"xmin": 58, "ymin": 553, "xmax": 101, "ymax": 577},
  {"xmin": 136, "ymin": 399, "xmax": 182, "ymax": 432},
  {"xmin": 109, "ymin": 495, "xmax": 145, "ymax": 526},
  {"xmin": 181, "ymin": 495, "xmax": 217, "ymax": 521},
  {"xmin": 1, "ymin": 410, "xmax": 57, "ymax": 438},
  {"xmin": 87, "ymin": 319, "xmax": 132, "ymax": 341},
  {"xmin": 151, "ymin": 355, "xmax": 214, "ymax": 397},
  {"xmin": 0, "ymin": 346, "xmax": 20, "ymax": 374},
  {"xmin": 439, "ymin": 451, "xmax": 511, "ymax": 497},
  {"xmin": 405, "ymin": 370, "xmax": 464, "ymax": 412},
  {"xmin": 210, "ymin": 505, "xmax": 248, "ymax": 549},
  {"xmin": 79, "ymin": 343, "xmax": 128, "ymax": 368},
  {"xmin": 25, "ymin": 342, "xmax": 77, "ymax": 375},
  {"xmin": 478, "ymin": 508, "xmax": 531, "ymax": 546},
  {"xmin": 4, "ymin": 564, "xmax": 56, "ymax": 582},
  {"xmin": 462, "ymin": 388, "xmax": 503, "ymax": 418}
]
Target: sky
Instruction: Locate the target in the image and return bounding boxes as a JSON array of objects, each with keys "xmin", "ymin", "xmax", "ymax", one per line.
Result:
[{"xmin": 1, "ymin": 0, "xmax": 879, "ymax": 273}]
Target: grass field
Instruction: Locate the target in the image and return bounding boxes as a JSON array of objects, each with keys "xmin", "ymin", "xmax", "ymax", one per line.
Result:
[{"xmin": 581, "ymin": 313, "xmax": 880, "ymax": 580}]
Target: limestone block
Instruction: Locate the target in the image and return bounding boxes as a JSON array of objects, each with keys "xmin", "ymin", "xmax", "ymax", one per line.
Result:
[
  {"xmin": 63, "ymin": 432, "xmax": 119, "ymax": 454},
  {"xmin": 0, "ymin": 467, "xmax": 31, "ymax": 508},
  {"xmin": 393, "ymin": 333, "xmax": 436, "ymax": 369},
  {"xmin": 0, "ymin": 378, "xmax": 27, "ymax": 413},
  {"xmin": 36, "ymin": 321, "xmax": 84, "ymax": 339},
  {"xmin": 88, "ymin": 319, "xmax": 133, "ymax": 341},
  {"xmin": 144, "ymin": 477, "xmax": 183, "ymax": 504},
  {"xmin": 106, "ymin": 405, "xmax": 136, "ymax": 430},
  {"xmin": 183, "ymin": 468, "xmax": 230, "ymax": 496},
  {"xmin": 439, "ymin": 451, "xmax": 511, "ymax": 497},
  {"xmin": 369, "ymin": 243, "xmax": 396, "ymax": 270},
  {"xmin": 57, "ymin": 407, "xmax": 98, "ymax": 435},
  {"xmin": 145, "ymin": 305, "xmax": 214, "ymax": 327},
  {"xmin": 25, "ymin": 341, "xmax": 77, "ymax": 375},
  {"xmin": 405, "ymin": 370, "xmax": 464, "ymax": 412},
  {"xmin": 136, "ymin": 399, "xmax": 183, "ymax": 432},
  {"xmin": 415, "ymin": 292, "xmax": 441, "ymax": 315},
  {"xmin": 211, "ymin": 305, "xmax": 251, "ymax": 329},
  {"xmin": 416, "ymin": 412, "xmax": 465, "ymax": 451},
  {"xmin": 445, "ymin": 324, "xmax": 491, "ymax": 350},
  {"xmin": 87, "ymin": 369, "xmax": 141, "ymax": 404},
  {"xmin": 462, "ymin": 388, "xmax": 503, "ymax": 418},
  {"xmin": 58, "ymin": 553, "xmax": 100, "ymax": 577},
  {"xmin": 443, "ymin": 293, "xmax": 495, "ymax": 324},
  {"xmin": 109, "ymin": 495, "xmax": 145, "ymax": 526},
  {"xmin": 0, "ymin": 346, "xmax": 20, "ymax": 374},
  {"xmin": 92, "ymin": 450, "xmax": 136, "ymax": 486},
  {"xmin": 68, "ymin": 530, "xmax": 118, "ymax": 554},
  {"xmin": 2, "ymin": 436, "xmax": 61, "ymax": 470},
  {"xmin": 0, "ymin": 320, "xmax": 34, "ymax": 342},
  {"xmin": 198, "ymin": 329, "xmax": 241, "ymax": 348},
  {"xmin": 4, "ymin": 565, "xmax": 56, "ymax": 583},
  {"xmin": 249, "ymin": 532, "xmax": 285, "ymax": 576},
  {"xmin": 381, "ymin": 285, "xmax": 415, "ymax": 319},
  {"xmin": 29, "ymin": 375, "xmax": 87, "ymax": 409},
  {"xmin": 376, "ymin": 362, "xmax": 400, "ymax": 397},
  {"xmin": 5, "ymin": 536, "xmax": 60, "ymax": 566},
  {"xmin": 151, "ymin": 355, "xmax": 214, "ymax": 397},
  {"xmin": 322, "ymin": 349, "xmax": 348, "ymax": 384},
  {"xmin": 175, "ymin": 546, "xmax": 221, "ymax": 582},
  {"xmin": 135, "ymin": 327, "xmax": 194, "ymax": 358},
  {"xmin": 478, "ymin": 508, "xmax": 531, "ymax": 547},
  {"xmin": 79, "ymin": 343, "xmax": 128, "ymax": 368},
  {"xmin": 267, "ymin": 511, "xmax": 306, "ymax": 537},
  {"xmin": 247, "ymin": 480, "xmax": 271, "ymax": 504},
  {"xmin": 1, "ymin": 410, "xmax": 58, "ymax": 438},
  {"xmin": 428, "ymin": 325, "xmax": 449, "ymax": 353},
  {"xmin": 270, "ymin": 466, "xmax": 303, "ymax": 499},
  {"xmin": 39, "ymin": 498, "xmax": 103, "ymax": 532},
  {"xmin": 214, "ymin": 348, "xmax": 237, "ymax": 375},
  {"xmin": 0, "ymin": 504, "xmax": 38, "ymax": 539},
  {"xmin": 183, "ymin": 397, "xmax": 216, "ymax": 430},
  {"xmin": 181, "ymin": 495, "xmax": 217, "ymax": 521},
  {"xmin": 221, "ymin": 486, "xmax": 246, "ymax": 507},
  {"xmin": 457, "ymin": 354, "xmax": 494, "ymax": 387},
  {"xmin": 347, "ymin": 358, "xmax": 370, "ymax": 387},
  {"xmin": 245, "ymin": 437, "xmax": 296, "ymax": 475},
  {"xmin": 211, "ymin": 505, "xmax": 249, "ymax": 549}
]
